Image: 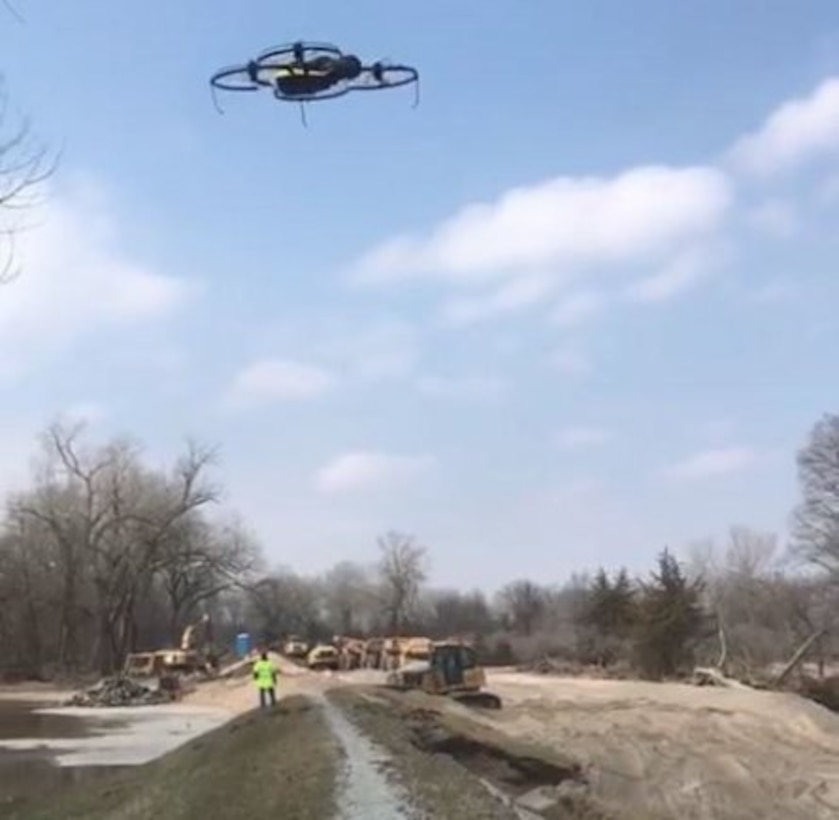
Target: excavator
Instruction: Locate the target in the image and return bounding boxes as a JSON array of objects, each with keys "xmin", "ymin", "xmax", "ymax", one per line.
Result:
[
  {"xmin": 385, "ymin": 639, "xmax": 502, "ymax": 709},
  {"xmin": 123, "ymin": 614, "xmax": 220, "ymax": 679}
]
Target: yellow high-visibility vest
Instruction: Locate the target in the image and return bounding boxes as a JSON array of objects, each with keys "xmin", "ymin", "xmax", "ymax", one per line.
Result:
[{"xmin": 253, "ymin": 659, "xmax": 276, "ymax": 690}]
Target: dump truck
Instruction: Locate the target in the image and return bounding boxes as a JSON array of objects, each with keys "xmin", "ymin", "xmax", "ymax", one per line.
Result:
[
  {"xmin": 307, "ymin": 643, "xmax": 340, "ymax": 671},
  {"xmin": 282, "ymin": 636, "xmax": 310, "ymax": 661}
]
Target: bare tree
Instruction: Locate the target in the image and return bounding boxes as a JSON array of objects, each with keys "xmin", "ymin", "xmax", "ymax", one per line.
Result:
[
  {"xmin": 497, "ymin": 579, "xmax": 547, "ymax": 636},
  {"xmin": 425, "ymin": 588, "xmax": 495, "ymax": 639},
  {"xmin": 793, "ymin": 413, "xmax": 839, "ymax": 579},
  {"xmin": 377, "ymin": 531, "xmax": 428, "ymax": 634},
  {"xmin": 247, "ymin": 570, "xmax": 323, "ymax": 643},
  {"xmin": 0, "ymin": 77, "xmax": 55, "ymax": 281},
  {"xmin": 322, "ymin": 560, "xmax": 376, "ymax": 635},
  {"xmin": 156, "ymin": 513, "xmax": 259, "ymax": 643},
  {"xmin": 10, "ymin": 423, "xmax": 221, "ymax": 673}
]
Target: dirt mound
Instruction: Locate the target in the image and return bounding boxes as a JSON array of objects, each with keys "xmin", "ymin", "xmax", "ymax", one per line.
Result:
[
  {"xmin": 64, "ymin": 677, "xmax": 170, "ymax": 708},
  {"xmin": 484, "ymin": 670, "xmax": 839, "ymax": 820}
]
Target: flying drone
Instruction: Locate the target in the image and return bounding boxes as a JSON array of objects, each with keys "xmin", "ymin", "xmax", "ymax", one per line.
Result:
[{"xmin": 210, "ymin": 41, "xmax": 419, "ymax": 123}]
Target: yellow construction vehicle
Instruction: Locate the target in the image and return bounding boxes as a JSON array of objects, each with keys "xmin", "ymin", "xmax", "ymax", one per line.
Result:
[
  {"xmin": 385, "ymin": 639, "xmax": 502, "ymax": 709},
  {"xmin": 398, "ymin": 636, "xmax": 432, "ymax": 667},
  {"xmin": 282, "ymin": 635, "xmax": 310, "ymax": 661},
  {"xmin": 306, "ymin": 643, "xmax": 340, "ymax": 671},
  {"xmin": 123, "ymin": 614, "xmax": 219, "ymax": 679}
]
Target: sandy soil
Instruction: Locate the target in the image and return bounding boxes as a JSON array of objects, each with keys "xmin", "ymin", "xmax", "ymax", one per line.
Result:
[
  {"xmin": 184, "ymin": 652, "xmax": 334, "ymax": 713},
  {"xmin": 8, "ymin": 662, "xmax": 839, "ymax": 819},
  {"xmin": 479, "ymin": 670, "xmax": 839, "ymax": 820}
]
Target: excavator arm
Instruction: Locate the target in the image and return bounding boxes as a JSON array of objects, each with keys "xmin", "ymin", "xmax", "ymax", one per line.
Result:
[{"xmin": 180, "ymin": 614, "xmax": 213, "ymax": 652}]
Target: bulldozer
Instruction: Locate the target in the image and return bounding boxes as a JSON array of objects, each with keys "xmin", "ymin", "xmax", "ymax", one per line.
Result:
[{"xmin": 385, "ymin": 639, "xmax": 502, "ymax": 709}]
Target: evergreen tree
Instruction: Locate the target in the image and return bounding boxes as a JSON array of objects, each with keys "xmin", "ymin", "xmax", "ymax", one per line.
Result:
[
  {"xmin": 634, "ymin": 549, "xmax": 704, "ymax": 680},
  {"xmin": 578, "ymin": 567, "xmax": 637, "ymax": 665}
]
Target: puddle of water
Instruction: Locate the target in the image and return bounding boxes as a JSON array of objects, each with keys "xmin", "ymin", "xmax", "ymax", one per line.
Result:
[
  {"xmin": 0, "ymin": 704, "xmax": 232, "ymax": 766},
  {"xmin": 320, "ymin": 697, "xmax": 414, "ymax": 820},
  {"xmin": 0, "ymin": 700, "xmax": 99, "ymax": 740}
]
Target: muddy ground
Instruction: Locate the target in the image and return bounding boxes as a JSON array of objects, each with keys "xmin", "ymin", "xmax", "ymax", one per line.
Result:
[
  {"xmin": 2, "ymin": 696, "xmax": 340, "ymax": 820},
  {"xmin": 4, "ymin": 689, "xmax": 614, "ymax": 820},
  {"xmin": 4, "ymin": 665, "xmax": 839, "ymax": 819}
]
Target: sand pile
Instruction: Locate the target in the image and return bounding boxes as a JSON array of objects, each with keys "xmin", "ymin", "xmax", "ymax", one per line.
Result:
[{"xmin": 484, "ymin": 670, "xmax": 839, "ymax": 820}]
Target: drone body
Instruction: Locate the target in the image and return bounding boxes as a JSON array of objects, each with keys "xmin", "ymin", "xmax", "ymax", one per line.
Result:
[{"xmin": 210, "ymin": 40, "xmax": 419, "ymax": 120}]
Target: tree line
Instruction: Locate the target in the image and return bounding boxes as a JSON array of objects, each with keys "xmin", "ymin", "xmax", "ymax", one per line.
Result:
[{"xmin": 2, "ymin": 413, "xmax": 839, "ymax": 683}]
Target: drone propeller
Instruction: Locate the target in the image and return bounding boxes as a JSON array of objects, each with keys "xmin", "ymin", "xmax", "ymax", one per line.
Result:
[{"xmin": 362, "ymin": 59, "xmax": 420, "ymax": 108}]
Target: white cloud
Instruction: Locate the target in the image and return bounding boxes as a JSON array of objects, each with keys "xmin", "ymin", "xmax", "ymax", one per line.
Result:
[
  {"xmin": 551, "ymin": 289, "xmax": 607, "ymax": 327},
  {"xmin": 746, "ymin": 200, "xmax": 798, "ymax": 238},
  {"xmin": 415, "ymin": 374, "xmax": 506, "ymax": 400},
  {"xmin": 439, "ymin": 274, "xmax": 555, "ymax": 326},
  {"xmin": 550, "ymin": 348, "xmax": 592, "ymax": 375},
  {"xmin": 349, "ymin": 165, "xmax": 732, "ymax": 285},
  {"xmin": 626, "ymin": 248, "xmax": 715, "ymax": 304},
  {"xmin": 314, "ymin": 450, "xmax": 434, "ymax": 493},
  {"xmin": 553, "ymin": 426, "xmax": 611, "ymax": 449},
  {"xmin": 663, "ymin": 446, "xmax": 758, "ymax": 480},
  {"xmin": 0, "ymin": 182, "xmax": 191, "ymax": 378},
  {"xmin": 227, "ymin": 359, "xmax": 336, "ymax": 407},
  {"xmin": 728, "ymin": 77, "xmax": 839, "ymax": 176}
]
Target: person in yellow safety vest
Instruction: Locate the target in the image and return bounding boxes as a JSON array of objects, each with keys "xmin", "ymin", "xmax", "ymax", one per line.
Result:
[{"xmin": 253, "ymin": 651, "xmax": 278, "ymax": 708}]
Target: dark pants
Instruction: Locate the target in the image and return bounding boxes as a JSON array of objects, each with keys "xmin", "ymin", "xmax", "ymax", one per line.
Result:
[{"xmin": 259, "ymin": 687, "xmax": 276, "ymax": 708}]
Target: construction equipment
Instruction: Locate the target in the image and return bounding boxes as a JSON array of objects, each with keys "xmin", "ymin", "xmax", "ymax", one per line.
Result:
[
  {"xmin": 334, "ymin": 636, "xmax": 366, "ymax": 670},
  {"xmin": 363, "ymin": 636, "xmax": 385, "ymax": 669},
  {"xmin": 307, "ymin": 643, "xmax": 340, "ymax": 671},
  {"xmin": 282, "ymin": 635, "xmax": 310, "ymax": 661},
  {"xmin": 398, "ymin": 636, "xmax": 432, "ymax": 667},
  {"xmin": 123, "ymin": 614, "xmax": 219, "ymax": 680},
  {"xmin": 385, "ymin": 639, "xmax": 502, "ymax": 709}
]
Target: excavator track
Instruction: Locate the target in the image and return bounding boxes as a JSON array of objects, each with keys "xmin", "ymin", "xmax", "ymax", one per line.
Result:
[{"xmin": 451, "ymin": 691, "xmax": 503, "ymax": 710}]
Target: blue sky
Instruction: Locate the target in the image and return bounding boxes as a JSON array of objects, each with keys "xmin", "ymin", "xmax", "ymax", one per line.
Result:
[{"xmin": 2, "ymin": 1, "xmax": 839, "ymax": 590}]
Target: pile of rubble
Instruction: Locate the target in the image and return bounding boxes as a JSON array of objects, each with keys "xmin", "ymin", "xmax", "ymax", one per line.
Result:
[{"xmin": 65, "ymin": 675, "xmax": 171, "ymax": 707}]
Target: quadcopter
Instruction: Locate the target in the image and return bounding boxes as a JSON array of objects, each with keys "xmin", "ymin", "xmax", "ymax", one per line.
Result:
[{"xmin": 210, "ymin": 41, "xmax": 419, "ymax": 123}]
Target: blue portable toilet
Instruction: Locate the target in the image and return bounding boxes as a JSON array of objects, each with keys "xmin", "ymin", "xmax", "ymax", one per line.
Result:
[{"xmin": 235, "ymin": 632, "xmax": 252, "ymax": 659}]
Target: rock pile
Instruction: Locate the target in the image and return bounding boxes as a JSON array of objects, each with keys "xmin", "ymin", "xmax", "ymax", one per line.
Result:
[{"xmin": 66, "ymin": 675, "xmax": 171, "ymax": 707}]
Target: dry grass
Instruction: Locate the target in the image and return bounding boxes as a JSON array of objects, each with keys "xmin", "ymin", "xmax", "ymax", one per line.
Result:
[{"xmin": 6, "ymin": 696, "xmax": 339, "ymax": 820}]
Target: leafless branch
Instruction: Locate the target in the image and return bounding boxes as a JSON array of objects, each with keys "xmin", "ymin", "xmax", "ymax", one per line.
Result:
[{"xmin": 0, "ymin": 77, "xmax": 58, "ymax": 279}]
